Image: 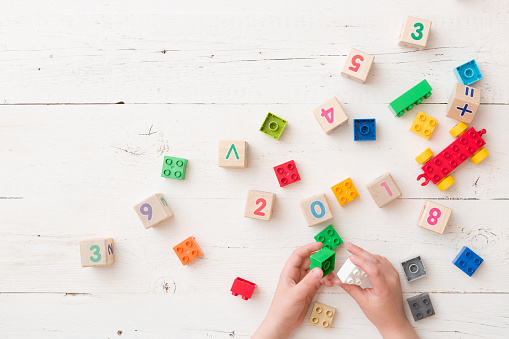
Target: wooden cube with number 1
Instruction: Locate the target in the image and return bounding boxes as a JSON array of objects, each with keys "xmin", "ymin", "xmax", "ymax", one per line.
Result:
[
  {"xmin": 341, "ymin": 48, "xmax": 375, "ymax": 83},
  {"xmin": 313, "ymin": 97, "xmax": 349, "ymax": 134},
  {"xmin": 80, "ymin": 238, "xmax": 114, "ymax": 267},
  {"xmin": 398, "ymin": 16, "xmax": 432, "ymax": 50},
  {"xmin": 133, "ymin": 193, "xmax": 174, "ymax": 229},
  {"xmin": 244, "ymin": 190, "xmax": 276, "ymax": 221},
  {"xmin": 366, "ymin": 173, "xmax": 402, "ymax": 208},
  {"xmin": 417, "ymin": 200, "xmax": 452, "ymax": 234}
]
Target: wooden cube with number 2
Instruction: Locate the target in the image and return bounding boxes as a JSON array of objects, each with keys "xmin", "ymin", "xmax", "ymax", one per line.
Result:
[
  {"xmin": 133, "ymin": 193, "xmax": 174, "ymax": 229},
  {"xmin": 341, "ymin": 48, "xmax": 375, "ymax": 84},
  {"xmin": 398, "ymin": 16, "xmax": 432, "ymax": 50},
  {"xmin": 244, "ymin": 190, "xmax": 276, "ymax": 221},
  {"xmin": 366, "ymin": 173, "xmax": 402, "ymax": 208},
  {"xmin": 417, "ymin": 201, "xmax": 452, "ymax": 234},
  {"xmin": 80, "ymin": 238, "xmax": 114, "ymax": 267},
  {"xmin": 313, "ymin": 97, "xmax": 349, "ymax": 134}
]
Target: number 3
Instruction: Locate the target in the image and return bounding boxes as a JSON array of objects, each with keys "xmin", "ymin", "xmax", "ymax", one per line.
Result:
[
  {"xmin": 89, "ymin": 245, "xmax": 102, "ymax": 262},
  {"xmin": 348, "ymin": 55, "xmax": 364, "ymax": 72},
  {"xmin": 254, "ymin": 198, "xmax": 267, "ymax": 216},
  {"xmin": 411, "ymin": 22, "xmax": 424, "ymax": 40}
]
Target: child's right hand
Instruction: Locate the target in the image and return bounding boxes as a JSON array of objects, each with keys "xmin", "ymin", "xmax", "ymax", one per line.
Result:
[{"xmin": 334, "ymin": 243, "xmax": 419, "ymax": 339}]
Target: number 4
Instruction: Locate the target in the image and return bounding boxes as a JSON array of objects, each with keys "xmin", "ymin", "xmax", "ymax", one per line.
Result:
[{"xmin": 321, "ymin": 107, "xmax": 334, "ymax": 124}]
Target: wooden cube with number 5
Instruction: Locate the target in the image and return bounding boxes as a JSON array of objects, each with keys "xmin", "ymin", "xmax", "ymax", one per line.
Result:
[
  {"xmin": 398, "ymin": 16, "xmax": 432, "ymax": 50},
  {"xmin": 313, "ymin": 97, "xmax": 349, "ymax": 134},
  {"xmin": 244, "ymin": 190, "xmax": 276, "ymax": 221},
  {"xmin": 366, "ymin": 173, "xmax": 402, "ymax": 208},
  {"xmin": 417, "ymin": 201, "xmax": 452, "ymax": 234},
  {"xmin": 80, "ymin": 238, "xmax": 114, "ymax": 267},
  {"xmin": 341, "ymin": 48, "xmax": 375, "ymax": 84},
  {"xmin": 133, "ymin": 193, "xmax": 174, "ymax": 229}
]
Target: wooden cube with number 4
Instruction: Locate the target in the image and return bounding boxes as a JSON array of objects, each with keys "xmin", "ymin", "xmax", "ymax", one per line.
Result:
[
  {"xmin": 313, "ymin": 97, "xmax": 349, "ymax": 134},
  {"xmin": 341, "ymin": 48, "xmax": 375, "ymax": 83},
  {"xmin": 244, "ymin": 190, "xmax": 276, "ymax": 221},
  {"xmin": 398, "ymin": 16, "xmax": 432, "ymax": 50},
  {"xmin": 133, "ymin": 193, "xmax": 174, "ymax": 229},
  {"xmin": 80, "ymin": 238, "xmax": 114, "ymax": 267},
  {"xmin": 417, "ymin": 200, "xmax": 452, "ymax": 234},
  {"xmin": 366, "ymin": 173, "xmax": 402, "ymax": 208}
]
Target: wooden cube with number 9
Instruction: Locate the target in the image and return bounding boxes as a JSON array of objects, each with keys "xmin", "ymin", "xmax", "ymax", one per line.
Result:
[
  {"xmin": 313, "ymin": 97, "xmax": 349, "ymax": 134},
  {"xmin": 244, "ymin": 190, "xmax": 276, "ymax": 221},
  {"xmin": 341, "ymin": 48, "xmax": 375, "ymax": 83},
  {"xmin": 80, "ymin": 238, "xmax": 114, "ymax": 267},
  {"xmin": 417, "ymin": 200, "xmax": 452, "ymax": 234},
  {"xmin": 398, "ymin": 16, "xmax": 432, "ymax": 50},
  {"xmin": 133, "ymin": 193, "xmax": 174, "ymax": 229}
]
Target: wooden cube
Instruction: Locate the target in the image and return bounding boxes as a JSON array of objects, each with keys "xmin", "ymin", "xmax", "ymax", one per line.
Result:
[
  {"xmin": 341, "ymin": 48, "xmax": 375, "ymax": 83},
  {"xmin": 417, "ymin": 201, "xmax": 452, "ymax": 234},
  {"xmin": 308, "ymin": 301, "xmax": 336, "ymax": 329},
  {"xmin": 446, "ymin": 84, "xmax": 481, "ymax": 124},
  {"xmin": 398, "ymin": 16, "xmax": 432, "ymax": 50},
  {"xmin": 218, "ymin": 141, "xmax": 247, "ymax": 168},
  {"xmin": 80, "ymin": 238, "xmax": 114, "ymax": 267},
  {"xmin": 133, "ymin": 193, "xmax": 174, "ymax": 229},
  {"xmin": 300, "ymin": 194, "xmax": 333, "ymax": 226},
  {"xmin": 313, "ymin": 97, "xmax": 349, "ymax": 134},
  {"xmin": 244, "ymin": 190, "xmax": 276, "ymax": 221},
  {"xmin": 366, "ymin": 173, "xmax": 402, "ymax": 208}
]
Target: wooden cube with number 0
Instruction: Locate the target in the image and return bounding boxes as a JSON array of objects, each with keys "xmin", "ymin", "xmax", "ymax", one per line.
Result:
[
  {"xmin": 398, "ymin": 16, "xmax": 432, "ymax": 50},
  {"xmin": 80, "ymin": 238, "xmax": 114, "ymax": 267},
  {"xmin": 133, "ymin": 193, "xmax": 174, "ymax": 229},
  {"xmin": 417, "ymin": 200, "xmax": 452, "ymax": 234},
  {"xmin": 300, "ymin": 193, "xmax": 333, "ymax": 227},
  {"xmin": 341, "ymin": 48, "xmax": 375, "ymax": 83},
  {"xmin": 244, "ymin": 190, "xmax": 276, "ymax": 221},
  {"xmin": 313, "ymin": 97, "xmax": 349, "ymax": 134},
  {"xmin": 366, "ymin": 173, "xmax": 402, "ymax": 208}
]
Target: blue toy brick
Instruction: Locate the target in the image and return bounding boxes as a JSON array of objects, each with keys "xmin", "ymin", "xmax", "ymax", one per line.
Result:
[
  {"xmin": 453, "ymin": 59, "xmax": 483, "ymax": 86},
  {"xmin": 161, "ymin": 156, "xmax": 187, "ymax": 180},
  {"xmin": 452, "ymin": 246, "xmax": 483, "ymax": 277},
  {"xmin": 354, "ymin": 119, "xmax": 376, "ymax": 141},
  {"xmin": 314, "ymin": 225, "xmax": 343, "ymax": 251}
]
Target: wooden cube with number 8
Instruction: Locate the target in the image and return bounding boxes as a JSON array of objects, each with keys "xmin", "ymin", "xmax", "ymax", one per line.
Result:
[
  {"xmin": 244, "ymin": 190, "xmax": 276, "ymax": 221},
  {"xmin": 398, "ymin": 16, "xmax": 432, "ymax": 50},
  {"xmin": 341, "ymin": 48, "xmax": 375, "ymax": 84},
  {"xmin": 417, "ymin": 200, "xmax": 452, "ymax": 234},
  {"xmin": 313, "ymin": 97, "xmax": 349, "ymax": 134},
  {"xmin": 80, "ymin": 238, "xmax": 114, "ymax": 267},
  {"xmin": 133, "ymin": 193, "xmax": 174, "ymax": 229}
]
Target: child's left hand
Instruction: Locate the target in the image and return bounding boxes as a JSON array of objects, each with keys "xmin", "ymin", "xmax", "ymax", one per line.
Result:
[{"xmin": 253, "ymin": 242, "xmax": 335, "ymax": 339}]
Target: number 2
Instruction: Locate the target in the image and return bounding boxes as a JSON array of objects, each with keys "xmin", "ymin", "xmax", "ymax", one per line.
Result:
[
  {"xmin": 140, "ymin": 203, "xmax": 153, "ymax": 220},
  {"xmin": 348, "ymin": 55, "xmax": 364, "ymax": 72},
  {"xmin": 321, "ymin": 107, "xmax": 334, "ymax": 124},
  {"xmin": 254, "ymin": 198, "xmax": 266, "ymax": 216},
  {"xmin": 427, "ymin": 208, "xmax": 441, "ymax": 226},
  {"xmin": 380, "ymin": 182, "xmax": 393, "ymax": 196},
  {"xmin": 89, "ymin": 245, "xmax": 102, "ymax": 262},
  {"xmin": 411, "ymin": 22, "xmax": 424, "ymax": 40}
]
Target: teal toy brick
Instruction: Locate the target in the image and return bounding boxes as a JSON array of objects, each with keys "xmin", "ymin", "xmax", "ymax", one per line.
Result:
[
  {"xmin": 454, "ymin": 60, "xmax": 483, "ymax": 86},
  {"xmin": 314, "ymin": 225, "xmax": 343, "ymax": 250},
  {"xmin": 309, "ymin": 248, "xmax": 335, "ymax": 278},
  {"xmin": 452, "ymin": 246, "xmax": 483, "ymax": 277},
  {"xmin": 161, "ymin": 156, "xmax": 187, "ymax": 180},
  {"xmin": 260, "ymin": 113, "xmax": 287, "ymax": 140},
  {"xmin": 389, "ymin": 80, "xmax": 432, "ymax": 117}
]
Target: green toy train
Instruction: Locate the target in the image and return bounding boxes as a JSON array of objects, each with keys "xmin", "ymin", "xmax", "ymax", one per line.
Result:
[{"xmin": 389, "ymin": 79, "xmax": 432, "ymax": 117}]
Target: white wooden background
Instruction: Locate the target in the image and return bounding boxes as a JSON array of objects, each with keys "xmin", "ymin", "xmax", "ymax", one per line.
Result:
[{"xmin": 1, "ymin": 0, "xmax": 508, "ymax": 338}]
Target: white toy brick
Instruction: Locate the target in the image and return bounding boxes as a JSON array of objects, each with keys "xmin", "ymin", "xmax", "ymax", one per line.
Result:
[
  {"xmin": 337, "ymin": 258, "xmax": 366, "ymax": 286},
  {"xmin": 366, "ymin": 173, "xmax": 402, "ymax": 208},
  {"xmin": 300, "ymin": 194, "xmax": 333, "ymax": 227},
  {"xmin": 244, "ymin": 190, "xmax": 276, "ymax": 221},
  {"xmin": 313, "ymin": 97, "xmax": 349, "ymax": 134},
  {"xmin": 398, "ymin": 16, "xmax": 432, "ymax": 50},
  {"xmin": 446, "ymin": 83, "xmax": 481, "ymax": 124},
  {"xmin": 416, "ymin": 200, "xmax": 452, "ymax": 234},
  {"xmin": 80, "ymin": 238, "xmax": 114, "ymax": 267},
  {"xmin": 133, "ymin": 193, "xmax": 174, "ymax": 229},
  {"xmin": 341, "ymin": 48, "xmax": 375, "ymax": 83},
  {"xmin": 218, "ymin": 141, "xmax": 248, "ymax": 168}
]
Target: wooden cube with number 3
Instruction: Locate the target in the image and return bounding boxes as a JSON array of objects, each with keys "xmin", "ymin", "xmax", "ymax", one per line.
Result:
[
  {"xmin": 398, "ymin": 16, "xmax": 432, "ymax": 50},
  {"xmin": 80, "ymin": 238, "xmax": 114, "ymax": 267},
  {"xmin": 313, "ymin": 97, "xmax": 349, "ymax": 134},
  {"xmin": 244, "ymin": 190, "xmax": 276, "ymax": 221},
  {"xmin": 366, "ymin": 173, "xmax": 402, "ymax": 208},
  {"xmin": 133, "ymin": 193, "xmax": 174, "ymax": 229},
  {"xmin": 341, "ymin": 48, "xmax": 375, "ymax": 83},
  {"xmin": 417, "ymin": 200, "xmax": 452, "ymax": 234}
]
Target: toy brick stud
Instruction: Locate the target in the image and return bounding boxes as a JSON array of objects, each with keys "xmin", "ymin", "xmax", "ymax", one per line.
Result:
[
  {"xmin": 416, "ymin": 201, "xmax": 452, "ymax": 234},
  {"xmin": 401, "ymin": 256, "xmax": 427, "ymax": 282},
  {"xmin": 173, "ymin": 236, "xmax": 203, "ymax": 266},
  {"xmin": 244, "ymin": 190, "xmax": 276, "ymax": 221},
  {"xmin": 454, "ymin": 59, "xmax": 483, "ymax": 86},
  {"xmin": 80, "ymin": 238, "xmax": 115, "ymax": 267},
  {"xmin": 309, "ymin": 248, "xmax": 335, "ymax": 278},
  {"xmin": 314, "ymin": 225, "xmax": 343, "ymax": 250},
  {"xmin": 446, "ymin": 83, "xmax": 481, "ymax": 124},
  {"xmin": 133, "ymin": 193, "xmax": 174, "ymax": 229},
  {"xmin": 260, "ymin": 113, "xmax": 287, "ymax": 140},
  {"xmin": 161, "ymin": 156, "xmax": 187, "ymax": 180},
  {"xmin": 398, "ymin": 16, "xmax": 432, "ymax": 50},
  {"xmin": 331, "ymin": 178, "xmax": 359, "ymax": 206},
  {"xmin": 452, "ymin": 246, "xmax": 483, "ymax": 277},
  {"xmin": 407, "ymin": 293, "xmax": 435, "ymax": 321},
  {"xmin": 366, "ymin": 173, "xmax": 402, "ymax": 208},
  {"xmin": 218, "ymin": 141, "xmax": 247, "ymax": 168},
  {"xmin": 389, "ymin": 79, "xmax": 432, "ymax": 117},
  {"xmin": 313, "ymin": 97, "xmax": 349, "ymax": 134},
  {"xmin": 354, "ymin": 119, "xmax": 376, "ymax": 141},
  {"xmin": 337, "ymin": 257, "xmax": 367, "ymax": 286},
  {"xmin": 300, "ymin": 194, "xmax": 333, "ymax": 227},
  {"xmin": 230, "ymin": 277, "xmax": 256, "ymax": 300},
  {"xmin": 341, "ymin": 48, "xmax": 375, "ymax": 83},
  {"xmin": 273, "ymin": 160, "xmax": 301, "ymax": 187},
  {"xmin": 410, "ymin": 112, "xmax": 437, "ymax": 140},
  {"xmin": 308, "ymin": 301, "xmax": 336, "ymax": 330}
]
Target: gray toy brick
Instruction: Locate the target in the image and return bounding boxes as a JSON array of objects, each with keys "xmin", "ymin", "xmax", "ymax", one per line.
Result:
[
  {"xmin": 401, "ymin": 256, "xmax": 427, "ymax": 282},
  {"xmin": 407, "ymin": 293, "xmax": 435, "ymax": 322}
]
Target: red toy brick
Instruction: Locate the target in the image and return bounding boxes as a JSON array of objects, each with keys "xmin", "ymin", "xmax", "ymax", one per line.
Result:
[
  {"xmin": 273, "ymin": 160, "xmax": 301, "ymax": 187},
  {"xmin": 230, "ymin": 277, "xmax": 256, "ymax": 300}
]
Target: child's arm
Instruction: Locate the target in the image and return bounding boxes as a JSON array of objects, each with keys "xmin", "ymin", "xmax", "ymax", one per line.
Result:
[
  {"xmin": 334, "ymin": 243, "xmax": 418, "ymax": 339},
  {"xmin": 253, "ymin": 242, "xmax": 335, "ymax": 339}
]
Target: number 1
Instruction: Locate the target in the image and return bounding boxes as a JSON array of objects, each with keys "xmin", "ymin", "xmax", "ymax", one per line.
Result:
[
  {"xmin": 380, "ymin": 182, "xmax": 393, "ymax": 196},
  {"xmin": 349, "ymin": 55, "xmax": 364, "ymax": 72}
]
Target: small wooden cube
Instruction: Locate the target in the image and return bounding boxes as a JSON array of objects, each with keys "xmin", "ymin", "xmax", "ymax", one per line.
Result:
[
  {"xmin": 341, "ymin": 48, "xmax": 375, "ymax": 83},
  {"xmin": 417, "ymin": 200, "xmax": 452, "ymax": 234},
  {"xmin": 133, "ymin": 193, "xmax": 174, "ymax": 229},
  {"xmin": 308, "ymin": 301, "xmax": 336, "ymax": 329},
  {"xmin": 366, "ymin": 173, "xmax": 402, "ymax": 208},
  {"xmin": 173, "ymin": 236, "xmax": 203, "ymax": 266},
  {"xmin": 300, "ymin": 194, "xmax": 333, "ymax": 227},
  {"xmin": 446, "ymin": 84, "xmax": 481, "ymax": 124},
  {"xmin": 244, "ymin": 190, "xmax": 276, "ymax": 221},
  {"xmin": 313, "ymin": 97, "xmax": 349, "ymax": 134},
  {"xmin": 80, "ymin": 238, "xmax": 114, "ymax": 267},
  {"xmin": 218, "ymin": 141, "xmax": 247, "ymax": 168},
  {"xmin": 398, "ymin": 16, "xmax": 432, "ymax": 50}
]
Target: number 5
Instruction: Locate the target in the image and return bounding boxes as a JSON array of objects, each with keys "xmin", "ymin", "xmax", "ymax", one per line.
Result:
[{"xmin": 349, "ymin": 55, "xmax": 364, "ymax": 72}]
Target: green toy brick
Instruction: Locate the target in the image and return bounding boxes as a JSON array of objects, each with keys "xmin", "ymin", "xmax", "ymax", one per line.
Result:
[
  {"xmin": 388, "ymin": 80, "xmax": 432, "ymax": 117},
  {"xmin": 314, "ymin": 225, "xmax": 343, "ymax": 251},
  {"xmin": 260, "ymin": 113, "xmax": 287, "ymax": 140},
  {"xmin": 161, "ymin": 156, "xmax": 187, "ymax": 180},
  {"xmin": 309, "ymin": 248, "xmax": 335, "ymax": 277}
]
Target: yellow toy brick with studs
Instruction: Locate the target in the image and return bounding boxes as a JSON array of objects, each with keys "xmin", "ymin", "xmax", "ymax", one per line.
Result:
[
  {"xmin": 331, "ymin": 178, "xmax": 359, "ymax": 206},
  {"xmin": 410, "ymin": 111, "xmax": 437, "ymax": 139}
]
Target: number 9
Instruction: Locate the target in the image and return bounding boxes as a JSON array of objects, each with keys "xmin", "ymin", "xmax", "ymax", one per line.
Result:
[{"xmin": 140, "ymin": 203, "xmax": 153, "ymax": 220}]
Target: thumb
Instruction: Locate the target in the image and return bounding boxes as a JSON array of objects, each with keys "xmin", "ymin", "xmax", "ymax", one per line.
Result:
[
  {"xmin": 295, "ymin": 267, "xmax": 323, "ymax": 296},
  {"xmin": 338, "ymin": 282, "xmax": 365, "ymax": 304}
]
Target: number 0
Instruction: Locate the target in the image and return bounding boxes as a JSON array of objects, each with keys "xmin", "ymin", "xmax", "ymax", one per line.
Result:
[{"xmin": 310, "ymin": 201, "xmax": 326, "ymax": 219}]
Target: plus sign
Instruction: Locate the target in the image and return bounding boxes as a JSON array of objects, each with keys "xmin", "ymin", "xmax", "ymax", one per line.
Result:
[{"xmin": 456, "ymin": 103, "xmax": 472, "ymax": 116}]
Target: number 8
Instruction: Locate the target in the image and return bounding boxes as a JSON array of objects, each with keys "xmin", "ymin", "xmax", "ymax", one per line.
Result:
[{"xmin": 427, "ymin": 208, "xmax": 441, "ymax": 226}]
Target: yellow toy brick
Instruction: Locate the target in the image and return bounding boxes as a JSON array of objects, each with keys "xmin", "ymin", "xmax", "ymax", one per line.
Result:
[
  {"xmin": 308, "ymin": 301, "xmax": 335, "ymax": 329},
  {"xmin": 410, "ymin": 111, "xmax": 437, "ymax": 140},
  {"xmin": 331, "ymin": 178, "xmax": 359, "ymax": 206}
]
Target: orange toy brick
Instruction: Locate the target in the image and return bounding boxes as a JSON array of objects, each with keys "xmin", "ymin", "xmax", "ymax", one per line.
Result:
[
  {"xmin": 331, "ymin": 178, "xmax": 359, "ymax": 206},
  {"xmin": 173, "ymin": 236, "xmax": 203, "ymax": 266},
  {"xmin": 410, "ymin": 111, "xmax": 437, "ymax": 139}
]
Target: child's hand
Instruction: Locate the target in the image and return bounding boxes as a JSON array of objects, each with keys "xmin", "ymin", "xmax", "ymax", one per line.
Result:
[
  {"xmin": 334, "ymin": 243, "xmax": 418, "ymax": 339},
  {"xmin": 253, "ymin": 242, "xmax": 335, "ymax": 339}
]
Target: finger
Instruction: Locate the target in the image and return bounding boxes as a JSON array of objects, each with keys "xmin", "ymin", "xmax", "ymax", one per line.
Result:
[
  {"xmin": 349, "ymin": 254, "xmax": 384, "ymax": 289},
  {"xmin": 336, "ymin": 281, "xmax": 366, "ymax": 304},
  {"xmin": 294, "ymin": 267, "xmax": 323, "ymax": 297},
  {"xmin": 283, "ymin": 242, "xmax": 322, "ymax": 273},
  {"xmin": 321, "ymin": 272, "xmax": 335, "ymax": 287},
  {"xmin": 346, "ymin": 243, "xmax": 379, "ymax": 264}
]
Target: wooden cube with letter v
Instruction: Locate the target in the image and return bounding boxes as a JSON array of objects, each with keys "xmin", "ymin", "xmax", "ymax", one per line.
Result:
[
  {"xmin": 366, "ymin": 173, "xmax": 402, "ymax": 208},
  {"xmin": 133, "ymin": 193, "xmax": 174, "ymax": 229},
  {"xmin": 244, "ymin": 190, "xmax": 276, "ymax": 221},
  {"xmin": 417, "ymin": 200, "xmax": 452, "ymax": 234},
  {"xmin": 218, "ymin": 141, "xmax": 247, "ymax": 168},
  {"xmin": 80, "ymin": 238, "xmax": 114, "ymax": 267},
  {"xmin": 313, "ymin": 97, "xmax": 349, "ymax": 134},
  {"xmin": 341, "ymin": 48, "xmax": 375, "ymax": 83}
]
